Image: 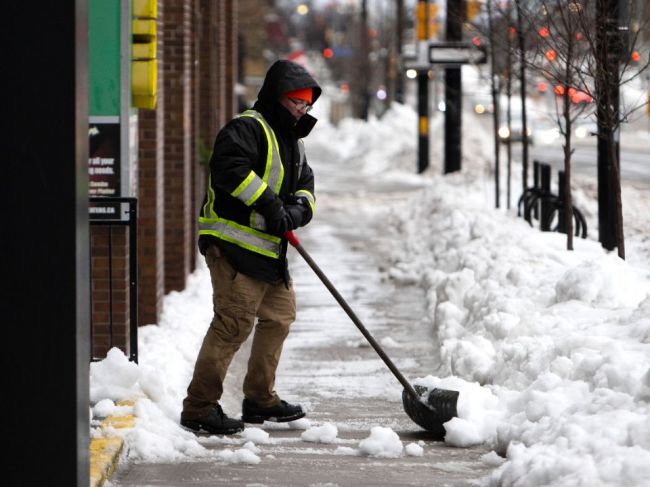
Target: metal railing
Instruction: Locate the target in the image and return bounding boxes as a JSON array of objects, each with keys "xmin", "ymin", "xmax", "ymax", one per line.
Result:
[{"xmin": 89, "ymin": 197, "xmax": 138, "ymax": 363}]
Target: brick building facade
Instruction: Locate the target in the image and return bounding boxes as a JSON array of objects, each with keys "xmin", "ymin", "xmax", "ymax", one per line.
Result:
[{"xmin": 92, "ymin": 0, "xmax": 244, "ymax": 358}]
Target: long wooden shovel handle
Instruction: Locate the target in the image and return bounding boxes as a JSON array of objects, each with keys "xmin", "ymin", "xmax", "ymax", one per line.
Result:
[{"xmin": 285, "ymin": 231, "xmax": 420, "ymax": 401}]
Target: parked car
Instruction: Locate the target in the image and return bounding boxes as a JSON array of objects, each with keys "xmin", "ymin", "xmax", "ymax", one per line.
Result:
[
  {"xmin": 573, "ymin": 119, "xmax": 598, "ymax": 139},
  {"xmin": 498, "ymin": 113, "xmax": 534, "ymax": 144},
  {"xmin": 472, "ymin": 92, "xmax": 494, "ymax": 115}
]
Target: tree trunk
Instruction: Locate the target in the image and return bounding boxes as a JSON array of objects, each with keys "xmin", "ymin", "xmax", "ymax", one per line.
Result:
[
  {"xmin": 608, "ymin": 128, "xmax": 626, "ymax": 259},
  {"xmin": 562, "ymin": 89, "xmax": 574, "ymax": 250},
  {"xmin": 563, "ymin": 33, "xmax": 574, "ymax": 251},
  {"xmin": 514, "ymin": 0, "xmax": 529, "ymax": 194},
  {"xmin": 487, "ymin": 0, "xmax": 501, "ymax": 208},
  {"xmin": 506, "ymin": 27, "xmax": 513, "ymax": 209}
]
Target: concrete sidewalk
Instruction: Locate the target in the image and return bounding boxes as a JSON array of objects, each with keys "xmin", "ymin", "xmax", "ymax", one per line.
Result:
[{"xmin": 108, "ymin": 145, "xmax": 495, "ymax": 486}]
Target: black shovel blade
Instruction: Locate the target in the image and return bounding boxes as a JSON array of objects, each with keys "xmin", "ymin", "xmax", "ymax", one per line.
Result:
[{"xmin": 402, "ymin": 385, "xmax": 459, "ymax": 439}]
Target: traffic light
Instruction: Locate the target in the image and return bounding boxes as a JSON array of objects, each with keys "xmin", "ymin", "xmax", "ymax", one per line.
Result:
[
  {"xmin": 416, "ymin": 1, "xmax": 440, "ymax": 40},
  {"xmin": 467, "ymin": 0, "xmax": 481, "ymax": 21},
  {"xmin": 132, "ymin": 0, "xmax": 158, "ymax": 109}
]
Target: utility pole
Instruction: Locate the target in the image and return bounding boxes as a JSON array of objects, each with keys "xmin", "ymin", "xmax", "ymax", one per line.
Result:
[
  {"xmin": 360, "ymin": 0, "xmax": 371, "ymax": 120},
  {"xmin": 444, "ymin": 0, "xmax": 465, "ymax": 173},
  {"xmin": 395, "ymin": 0, "xmax": 405, "ymax": 103},
  {"xmin": 416, "ymin": 0, "xmax": 431, "ymax": 173}
]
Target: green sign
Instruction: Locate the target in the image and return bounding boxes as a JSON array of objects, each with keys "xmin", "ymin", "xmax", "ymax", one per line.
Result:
[{"xmin": 89, "ymin": 0, "xmax": 121, "ymax": 116}]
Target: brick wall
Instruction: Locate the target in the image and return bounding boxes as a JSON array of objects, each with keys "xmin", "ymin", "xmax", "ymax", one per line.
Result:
[
  {"xmin": 192, "ymin": 0, "xmax": 220, "ymax": 269},
  {"xmin": 215, "ymin": 0, "xmax": 227, "ymax": 129},
  {"xmin": 90, "ymin": 226, "xmax": 131, "ymax": 359},
  {"xmin": 224, "ymin": 0, "xmax": 237, "ymax": 118},
  {"xmin": 137, "ymin": 0, "xmax": 166, "ymax": 327},
  {"xmin": 163, "ymin": 0, "xmax": 193, "ymax": 293}
]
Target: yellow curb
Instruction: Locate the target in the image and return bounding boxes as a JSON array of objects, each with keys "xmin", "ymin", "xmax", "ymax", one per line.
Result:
[
  {"xmin": 101, "ymin": 415, "xmax": 136, "ymax": 430},
  {"xmin": 90, "ymin": 436, "xmax": 123, "ymax": 487},
  {"xmin": 90, "ymin": 404, "xmax": 136, "ymax": 486}
]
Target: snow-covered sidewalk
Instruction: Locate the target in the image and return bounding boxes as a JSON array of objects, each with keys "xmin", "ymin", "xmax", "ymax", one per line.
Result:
[{"xmin": 92, "ymin": 100, "xmax": 650, "ymax": 487}]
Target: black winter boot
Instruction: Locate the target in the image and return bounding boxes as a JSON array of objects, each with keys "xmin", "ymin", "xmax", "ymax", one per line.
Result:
[
  {"xmin": 180, "ymin": 405, "xmax": 244, "ymax": 435},
  {"xmin": 241, "ymin": 398, "xmax": 305, "ymax": 423}
]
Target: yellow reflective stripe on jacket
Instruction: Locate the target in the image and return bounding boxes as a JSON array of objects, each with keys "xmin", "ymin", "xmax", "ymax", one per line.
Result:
[
  {"xmin": 203, "ymin": 174, "xmax": 217, "ymax": 219},
  {"xmin": 198, "ymin": 216, "xmax": 281, "ymax": 258},
  {"xmin": 295, "ymin": 189, "xmax": 315, "ymax": 213},
  {"xmin": 268, "ymin": 128, "xmax": 284, "ymax": 193},
  {"xmin": 230, "ymin": 170, "xmax": 268, "ymax": 206},
  {"xmin": 297, "ymin": 140, "xmax": 306, "ymax": 180},
  {"xmin": 239, "ymin": 110, "xmax": 284, "ymax": 194}
]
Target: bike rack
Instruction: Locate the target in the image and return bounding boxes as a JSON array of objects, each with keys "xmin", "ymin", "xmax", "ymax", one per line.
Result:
[{"xmin": 517, "ymin": 161, "xmax": 588, "ymax": 238}]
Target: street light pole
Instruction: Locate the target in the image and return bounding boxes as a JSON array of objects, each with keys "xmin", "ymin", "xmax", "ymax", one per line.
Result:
[
  {"xmin": 360, "ymin": 0, "xmax": 370, "ymax": 120},
  {"xmin": 416, "ymin": 0, "xmax": 430, "ymax": 173},
  {"xmin": 395, "ymin": 0, "xmax": 405, "ymax": 103},
  {"xmin": 444, "ymin": 0, "xmax": 465, "ymax": 174}
]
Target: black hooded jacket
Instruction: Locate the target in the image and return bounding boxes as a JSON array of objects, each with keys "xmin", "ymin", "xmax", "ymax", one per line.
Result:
[{"xmin": 198, "ymin": 60, "xmax": 321, "ymax": 283}]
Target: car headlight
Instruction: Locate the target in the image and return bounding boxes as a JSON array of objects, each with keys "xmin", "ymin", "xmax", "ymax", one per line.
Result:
[
  {"xmin": 498, "ymin": 127, "xmax": 510, "ymax": 139},
  {"xmin": 475, "ymin": 104, "xmax": 485, "ymax": 114}
]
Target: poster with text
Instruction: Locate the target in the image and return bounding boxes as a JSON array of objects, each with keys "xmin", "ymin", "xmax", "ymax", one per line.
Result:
[{"xmin": 88, "ymin": 122, "xmax": 120, "ymax": 197}]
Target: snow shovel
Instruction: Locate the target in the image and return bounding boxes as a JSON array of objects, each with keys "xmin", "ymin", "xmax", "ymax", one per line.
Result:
[{"xmin": 285, "ymin": 231, "xmax": 459, "ymax": 439}]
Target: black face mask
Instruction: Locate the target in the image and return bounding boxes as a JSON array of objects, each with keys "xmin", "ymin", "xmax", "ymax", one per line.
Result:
[
  {"xmin": 293, "ymin": 114, "xmax": 317, "ymax": 138},
  {"xmin": 273, "ymin": 103, "xmax": 317, "ymax": 139},
  {"xmin": 273, "ymin": 102, "xmax": 298, "ymax": 131}
]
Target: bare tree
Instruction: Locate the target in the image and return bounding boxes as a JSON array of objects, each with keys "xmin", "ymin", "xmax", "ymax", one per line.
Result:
[
  {"xmin": 474, "ymin": 0, "xmax": 649, "ymax": 254},
  {"xmin": 574, "ymin": 0, "xmax": 650, "ymax": 258},
  {"xmin": 530, "ymin": 0, "xmax": 595, "ymax": 250},
  {"xmin": 478, "ymin": 1, "xmax": 537, "ymax": 209}
]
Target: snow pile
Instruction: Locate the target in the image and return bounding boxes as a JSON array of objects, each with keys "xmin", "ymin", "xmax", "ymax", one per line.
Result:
[
  {"xmin": 381, "ymin": 138, "xmax": 650, "ymax": 484},
  {"xmin": 413, "ymin": 375, "xmax": 503, "ymax": 448},
  {"xmin": 314, "ymin": 103, "xmax": 419, "ymax": 175},
  {"xmin": 301, "ymin": 423, "xmax": 339, "ymax": 443},
  {"xmin": 554, "ymin": 253, "xmax": 647, "ymax": 307},
  {"xmin": 92, "ymin": 398, "xmax": 133, "ymax": 419},
  {"xmin": 217, "ymin": 448, "xmax": 261, "ymax": 465},
  {"xmin": 358, "ymin": 426, "xmax": 403, "ymax": 458},
  {"xmin": 241, "ymin": 427, "xmax": 273, "ymax": 445},
  {"xmin": 405, "ymin": 442, "xmax": 424, "ymax": 457},
  {"xmin": 90, "ymin": 348, "xmax": 142, "ymax": 403}
]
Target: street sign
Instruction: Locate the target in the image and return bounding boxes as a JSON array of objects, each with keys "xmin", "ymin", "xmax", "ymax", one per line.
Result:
[
  {"xmin": 404, "ymin": 40, "xmax": 434, "ymax": 71},
  {"xmin": 429, "ymin": 42, "xmax": 487, "ymax": 65}
]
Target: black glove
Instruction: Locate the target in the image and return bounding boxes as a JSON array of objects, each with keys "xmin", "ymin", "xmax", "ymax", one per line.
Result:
[
  {"xmin": 284, "ymin": 195, "xmax": 313, "ymax": 226},
  {"xmin": 258, "ymin": 198, "xmax": 293, "ymax": 236},
  {"xmin": 285, "ymin": 204, "xmax": 309, "ymax": 229}
]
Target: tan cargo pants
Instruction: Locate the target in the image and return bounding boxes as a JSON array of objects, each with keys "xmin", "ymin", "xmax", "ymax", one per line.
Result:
[{"xmin": 182, "ymin": 245, "xmax": 296, "ymax": 419}]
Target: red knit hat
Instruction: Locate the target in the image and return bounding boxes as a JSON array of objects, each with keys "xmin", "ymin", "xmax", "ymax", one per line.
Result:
[{"xmin": 284, "ymin": 87, "xmax": 313, "ymax": 103}]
